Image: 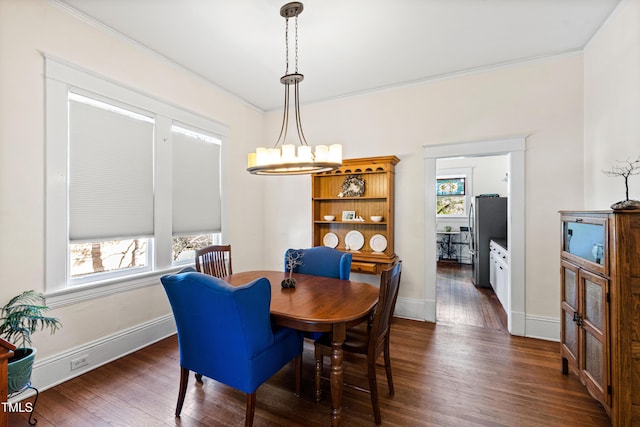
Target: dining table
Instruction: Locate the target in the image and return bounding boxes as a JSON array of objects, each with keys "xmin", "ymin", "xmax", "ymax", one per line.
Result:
[{"xmin": 222, "ymin": 270, "xmax": 379, "ymax": 427}]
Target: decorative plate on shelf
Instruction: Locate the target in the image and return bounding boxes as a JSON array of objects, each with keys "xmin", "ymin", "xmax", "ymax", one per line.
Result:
[
  {"xmin": 323, "ymin": 232, "xmax": 339, "ymax": 248},
  {"xmin": 369, "ymin": 234, "xmax": 388, "ymax": 253},
  {"xmin": 341, "ymin": 175, "xmax": 365, "ymax": 197},
  {"xmin": 345, "ymin": 230, "xmax": 365, "ymax": 251}
]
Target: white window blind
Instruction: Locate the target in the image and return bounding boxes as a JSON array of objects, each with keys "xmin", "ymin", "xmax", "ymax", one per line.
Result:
[
  {"xmin": 171, "ymin": 125, "xmax": 222, "ymax": 235},
  {"xmin": 69, "ymin": 94, "xmax": 155, "ymax": 241}
]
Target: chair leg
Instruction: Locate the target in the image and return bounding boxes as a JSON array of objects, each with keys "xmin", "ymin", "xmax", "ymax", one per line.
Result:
[
  {"xmin": 245, "ymin": 392, "xmax": 257, "ymax": 427},
  {"xmin": 384, "ymin": 337, "xmax": 395, "ymax": 396},
  {"xmin": 314, "ymin": 346, "xmax": 323, "ymax": 403},
  {"xmin": 294, "ymin": 354, "xmax": 302, "ymax": 397},
  {"xmin": 176, "ymin": 367, "xmax": 189, "ymax": 417},
  {"xmin": 195, "ymin": 373, "xmax": 203, "ymax": 383},
  {"xmin": 368, "ymin": 356, "xmax": 382, "ymax": 425}
]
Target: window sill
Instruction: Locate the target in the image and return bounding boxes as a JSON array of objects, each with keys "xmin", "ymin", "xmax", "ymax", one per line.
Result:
[{"xmin": 45, "ymin": 265, "xmax": 192, "ymax": 309}]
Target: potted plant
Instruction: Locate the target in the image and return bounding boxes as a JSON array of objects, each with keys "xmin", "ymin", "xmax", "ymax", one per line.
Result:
[
  {"xmin": 0, "ymin": 290, "xmax": 61, "ymax": 394},
  {"xmin": 603, "ymin": 155, "xmax": 640, "ymax": 210}
]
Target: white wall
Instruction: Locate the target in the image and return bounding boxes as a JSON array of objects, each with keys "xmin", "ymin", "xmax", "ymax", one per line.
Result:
[
  {"xmin": 438, "ymin": 155, "xmax": 509, "ymax": 198},
  {"xmin": 263, "ymin": 54, "xmax": 585, "ymax": 327},
  {"xmin": 584, "ymin": 0, "xmax": 640, "ymax": 208},
  {"xmin": 0, "ymin": 0, "xmax": 266, "ymax": 362}
]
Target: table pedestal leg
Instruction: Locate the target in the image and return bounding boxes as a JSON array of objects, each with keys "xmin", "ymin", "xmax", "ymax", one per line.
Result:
[{"xmin": 330, "ymin": 323, "xmax": 346, "ymax": 427}]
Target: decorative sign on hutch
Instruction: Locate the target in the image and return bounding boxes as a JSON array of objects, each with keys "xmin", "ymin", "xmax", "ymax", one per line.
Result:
[{"xmin": 312, "ymin": 156, "xmax": 399, "ymax": 274}]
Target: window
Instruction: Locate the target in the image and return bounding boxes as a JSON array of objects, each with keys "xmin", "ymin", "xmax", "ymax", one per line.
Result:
[
  {"xmin": 173, "ymin": 233, "xmax": 221, "ymax": 262},
  {"xmin": 68, "ymin": 93, "xmax": 154, "ymax": 282},
  {"xmin": 436, "ymin": 177, "xmax": 466, "ymax": 215},
  {"xmin": 71, "ymin": 239, "xmax": 149, "ymax": 279},
  {"xmin": 45, "ymin": 56, "xmax": 228, "ymax": 302},
  {"xmin": 436, "ymin": 170, "xmax": 471, "ymax": 217},
  {"xmin": 171, "ymin": 124, "xmax": 223, "ymax": 264}
]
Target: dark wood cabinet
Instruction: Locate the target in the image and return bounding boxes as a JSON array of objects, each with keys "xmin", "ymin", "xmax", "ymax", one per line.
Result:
[
  {"xmin": 560, "ymin": 210, "xmax": 640, "ymax": 425},
  {"xmin": 561, "ymin": 259, "xmax": 609, "ymax": 407},
  {"xmin": 312, "ymin": 156, "xmax": 399, "ymax": 274},
  {"xmin": 1, "ymin": 338, "xmax": 15, "ymax": 427}
]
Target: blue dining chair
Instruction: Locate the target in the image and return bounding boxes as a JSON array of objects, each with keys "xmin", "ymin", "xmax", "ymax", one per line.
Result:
[
  {"xmin": 161, "ymin": 270, "xmax": 303, "ymax": 427},
  {"xmin": 284, "ymin": 246, "xmax": 353, "ymax": 340},
  {"xmin": 284, "ymin": 246, "xmax": 352, "ymax": 280}
]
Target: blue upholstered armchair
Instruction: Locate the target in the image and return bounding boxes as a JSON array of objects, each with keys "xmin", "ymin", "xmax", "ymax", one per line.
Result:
[
  {"xmin": 284, "ymin": 246, "xmax": 352, "ymax": 280},
  {"xmin": 161, "ymin": 271, "xmax": 303, "ymax": 426}
]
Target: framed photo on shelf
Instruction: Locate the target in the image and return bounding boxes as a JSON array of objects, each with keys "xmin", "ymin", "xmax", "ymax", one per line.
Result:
[{"xmin": 341, "ymin": 210, "xmax": 356, "ymax": 221}]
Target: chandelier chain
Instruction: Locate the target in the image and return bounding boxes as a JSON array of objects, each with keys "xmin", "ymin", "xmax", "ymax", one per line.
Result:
[
  {"xmin": 295, "ymin": 15, "xmax": 299, "ymax": 73},
  {"xmin": 284, "ymin": 17, "xmax": 289, "ymax": 75}
]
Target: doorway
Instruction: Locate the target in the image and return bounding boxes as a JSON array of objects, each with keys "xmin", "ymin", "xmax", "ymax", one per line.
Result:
[
  {"xmin": 423, "ymin": 137, "xmax": 526, "ymax": 336},
  {"xmin": 436, "ymin": 154, "xmax": 509, "ymax": 331}
]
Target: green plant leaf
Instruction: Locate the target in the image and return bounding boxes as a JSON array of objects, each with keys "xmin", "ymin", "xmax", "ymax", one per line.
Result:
[{"xmin": 0, "ymin": 290, "xmax": 62, "ymax": 348}]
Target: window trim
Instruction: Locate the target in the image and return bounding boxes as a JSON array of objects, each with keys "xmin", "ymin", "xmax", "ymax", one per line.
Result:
[{"xmin": 44, "ymin": 54, "xmax": 229, "ymax": 304}]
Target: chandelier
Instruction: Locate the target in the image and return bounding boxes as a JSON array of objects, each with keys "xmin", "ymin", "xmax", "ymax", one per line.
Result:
[{"xmin": 247, "ymin": 2, "xmax": 342, "ymax": 175}]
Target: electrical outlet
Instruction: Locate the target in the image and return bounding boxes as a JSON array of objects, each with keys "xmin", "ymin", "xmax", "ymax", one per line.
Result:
[{"xmin": 70, "ymin": 355, "xmax": 89, "ymax": 371}]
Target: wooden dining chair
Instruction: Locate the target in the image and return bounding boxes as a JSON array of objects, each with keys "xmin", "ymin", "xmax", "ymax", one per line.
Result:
[
  {"xmin": 314, "ymin": 261, "xmax": 402, "ymax": 425},
  {"xmin": 195, "ymin": 244, "xmax": 232, "ymax": 277}
]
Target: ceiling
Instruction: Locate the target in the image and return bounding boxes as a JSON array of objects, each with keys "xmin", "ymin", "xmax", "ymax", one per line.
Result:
[{"xmin": 55, "ymin": 0, "xmax": 620, "ymax": 112}]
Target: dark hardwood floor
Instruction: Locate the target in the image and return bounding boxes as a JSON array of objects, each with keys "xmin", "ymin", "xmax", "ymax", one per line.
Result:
[
  {"xmin": 437, "ymin": 262, "xmax": 508, "ymax": 331},
  {"xmin": 10, "ymin": 319, "xmax": 610, "ymax": 426}
]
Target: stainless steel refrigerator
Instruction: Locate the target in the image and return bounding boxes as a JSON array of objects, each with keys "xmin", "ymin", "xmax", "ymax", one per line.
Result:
[{"xmin": 469, "ymin": 196, "xmax": 507, "ymax": 288}]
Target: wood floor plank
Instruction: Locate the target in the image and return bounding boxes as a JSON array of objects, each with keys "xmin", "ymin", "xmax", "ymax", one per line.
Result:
[{"xmin": 436, "ymin": 262, "xmax": 507, "ymax": 331}]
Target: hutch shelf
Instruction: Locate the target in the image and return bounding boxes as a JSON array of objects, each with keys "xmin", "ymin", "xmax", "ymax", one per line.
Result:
[{"xmin": 312, "ymin": 156, "xmax": 399, "ymax": 274}]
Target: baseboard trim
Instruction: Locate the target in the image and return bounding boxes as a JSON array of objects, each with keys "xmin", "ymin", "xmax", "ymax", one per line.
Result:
[
  {"xmin": 395, "ymin": 296, "xmax": 433, "ymax": 322},
  {"xmin": 525, "ymin": 315, "xmax": 560, "ymax": 342},
  {"xmin": 26, "ymin": 314, "xmax": 176, "ymax": 395}
]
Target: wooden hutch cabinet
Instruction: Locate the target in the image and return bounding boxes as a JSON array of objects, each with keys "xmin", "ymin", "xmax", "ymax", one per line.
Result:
[
  {"xmin": 312, "ymin": 156, "xmax": 399, "ymax": 274},
  {"xmin": 560, "ymin": 210, "xmax": 640, "ymax": 425}
]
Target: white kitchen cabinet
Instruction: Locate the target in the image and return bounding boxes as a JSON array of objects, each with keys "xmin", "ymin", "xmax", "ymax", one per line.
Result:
[{"xmin": 490, "ymin": 240, "xmax": 509, "ymax": 312}]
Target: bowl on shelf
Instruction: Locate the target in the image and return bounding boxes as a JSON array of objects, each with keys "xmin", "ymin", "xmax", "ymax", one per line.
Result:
[
  {"xmin": 324, "ymin": 215, "xmax": 336, "ymax": 221},
  {"xmin": 370, "ymin": 215, "xmax": 383, "ymax": 222}
]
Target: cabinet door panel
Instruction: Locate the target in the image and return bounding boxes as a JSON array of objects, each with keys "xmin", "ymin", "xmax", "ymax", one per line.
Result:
[
  {"xmin": 560, "ymin": 260, "xmax": 580, "ymax": 370},
  {"xmin": 579, "ymin": 269, "xmax": 609, "ymax": 407},
  {"xmin": 584, "ymin": 332, "xmax": 604, "ymax": 386},
  {"xmin": 563, "ymin": 266, "xmax": 577, "ymax": 308},
  {"xmin": 583, "ymin": 276, "xmax": 604, "ymax": 333},
  {"xmin": 489, "ymin": 251, "xmax": 495, "ymax": 287},
  {"xmin": 563, "ymin": 310, "xmax": 579, "ymax": 357}
]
